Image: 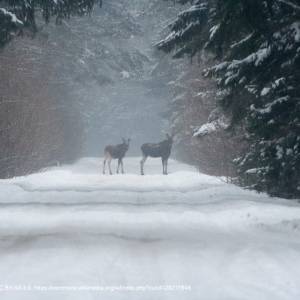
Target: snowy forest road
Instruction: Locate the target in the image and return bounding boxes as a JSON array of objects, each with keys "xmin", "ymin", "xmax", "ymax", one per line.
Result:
[{"xmin": 0, "ymin": 158, "xmax": 300, "ymax": 300}]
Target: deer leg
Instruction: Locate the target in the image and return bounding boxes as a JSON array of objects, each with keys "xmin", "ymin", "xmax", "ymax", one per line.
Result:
[
  {"xmin": 117, "ymin": 158, "xmax": 121, "ymax": 174},
  {"xmin": 162, "ymin": 158, "xmax": 166, "ymax": 175},
  {"xmin": 165, "ymin": 159, "xmax": 168, "ymax": 175},
  {"xmin": 140, "ymin": 155, "xmax": 147, "ymax": 175},
  {"xmin": 108, "ymin": 158, "xmax": 113, "ymax": 175},
  {"xmin": 121, "ymin": 159, "xmax": 124, "ymax": 174},
  {"xmin": 103, "ymin": 158, "xmax": 106, "ymax": 174}
]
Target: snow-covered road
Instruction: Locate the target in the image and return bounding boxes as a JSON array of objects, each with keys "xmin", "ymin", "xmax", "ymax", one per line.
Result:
[{"xmin": 0, "ymin": 157, "xmax": 300, "ymax": 300}]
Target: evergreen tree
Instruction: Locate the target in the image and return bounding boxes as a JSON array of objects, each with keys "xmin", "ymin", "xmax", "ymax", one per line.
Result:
[
  {"xmin": 0, "ymin": 0, "xmax": 102, "ymax": 46},
  {"xmin": 158, "ymin": 0, "xmax": 300, "ymax": 198}
]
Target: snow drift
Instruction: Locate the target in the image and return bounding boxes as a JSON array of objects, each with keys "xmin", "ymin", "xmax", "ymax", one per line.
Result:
[{"xmin": 0, "ymin": 157, "xmax": 300, "ymax": 300}]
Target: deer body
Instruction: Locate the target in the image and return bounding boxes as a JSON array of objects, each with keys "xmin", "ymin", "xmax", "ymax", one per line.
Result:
[
  {"xmin": 103, "ymin": 138, "xmax": 130, "ymax": 175},
  {"xmin": 140, "ymin": 134, "xmax": 173, "ymax": 175}
]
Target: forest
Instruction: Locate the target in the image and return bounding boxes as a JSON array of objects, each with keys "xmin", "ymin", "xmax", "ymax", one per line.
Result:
[
  {"xmin": 0, "ymin": 1, "xmax": 300, "ymax": 299},
  {"xmin": 1, "ymin": 0, "xmax": 299, "ymax": 198},
  {"xmin": 157, "ymin": 0, "xmax": 300, "ymax": 198}
]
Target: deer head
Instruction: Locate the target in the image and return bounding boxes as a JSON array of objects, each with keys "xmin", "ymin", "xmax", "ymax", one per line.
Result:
[
  {"xmin": 166, "ymin": 133, "xmax": 174, "ymax": 145},
  {"xmin": 122, "ymin": 137, "xmax": 131, "ymax": 146}
]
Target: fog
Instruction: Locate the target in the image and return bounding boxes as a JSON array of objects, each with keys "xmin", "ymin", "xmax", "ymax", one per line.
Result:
[
  {"xmin": 60, "ymin": 0, "xmax": 178, "ymax": 156},
  {"xmin": 82, "ymin": 0, "xmax": 173, "ymax": 155},
  {"xmin": 0, "ymin": 0, "xmax": 183, "ymax": 176}
]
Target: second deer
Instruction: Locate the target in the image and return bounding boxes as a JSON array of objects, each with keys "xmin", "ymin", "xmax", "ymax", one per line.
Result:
[{"xmin": 140, "ymin": 134, "xmax": 174, "ymax": 175}]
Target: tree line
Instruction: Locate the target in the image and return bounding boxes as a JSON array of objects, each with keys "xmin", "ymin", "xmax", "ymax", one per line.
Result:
[
  {"xmin": 0, "ymin": 0, "xmax": 102, "ymax": 177},
  {"xmin": 158, "ymin": 0, "xmax": 300, "ymax": 198},
  {"xmin": 1, "ymin": 0, "xmax": 299, "ymax": 199}
]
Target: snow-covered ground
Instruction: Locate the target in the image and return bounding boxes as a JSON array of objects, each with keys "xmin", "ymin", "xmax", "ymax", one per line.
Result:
[{"xmin": 0, "ymin": 157, "xmax": 300, "ymax": 300}]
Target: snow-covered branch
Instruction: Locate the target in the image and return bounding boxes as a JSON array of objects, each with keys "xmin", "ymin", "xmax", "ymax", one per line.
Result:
[
  {"xmin": 193, "ymin": 117, "xmax": 229, "ymax": 137},
  {"xmin": 0, "ymin": 8, "xmax": 23, "ymax": 25},
  {"xmin": 278, "ymin": 0, "xmax": 300, "ymax": 11}
]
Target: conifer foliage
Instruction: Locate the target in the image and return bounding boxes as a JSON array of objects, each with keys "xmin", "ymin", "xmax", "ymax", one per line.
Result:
[
  {"xmin": 158, "ymin": 0, "xmax": 300, "ymax": 198},
  {"xmin": 0, "ymin": 0, "xmax": 102, "ymax": 46}
]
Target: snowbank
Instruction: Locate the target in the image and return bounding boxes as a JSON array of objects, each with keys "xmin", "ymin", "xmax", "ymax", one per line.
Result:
[{"xmin": 0, "ymin": 157, "xmax": 299, "ymax": 300}]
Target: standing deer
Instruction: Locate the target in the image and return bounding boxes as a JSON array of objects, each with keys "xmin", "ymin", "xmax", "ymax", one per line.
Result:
[
  {"xmin": 103, "ymin": 138, "xmax": 130, "ymax": 175},
  {"xmin": 140, "ymin": 134, "xmax": 174, "ymax": 175}
]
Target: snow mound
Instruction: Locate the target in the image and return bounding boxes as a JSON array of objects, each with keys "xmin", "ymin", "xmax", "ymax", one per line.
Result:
[
  {"xmin": 1, "ymin": 157, "xmax": 219, "ymax": 195},
  {"xmin": 0, "ymin": 157, "xmax": 300, "ymax": 300}
]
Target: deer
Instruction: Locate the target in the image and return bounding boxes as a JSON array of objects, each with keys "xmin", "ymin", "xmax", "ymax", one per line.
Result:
[
  {"xmin": 103, "ymin": 138, "xmax": 130, "ymax": 175},
  {"xmin": 140, "ymin": 134, "xmax": 174, "ymax": 175}
]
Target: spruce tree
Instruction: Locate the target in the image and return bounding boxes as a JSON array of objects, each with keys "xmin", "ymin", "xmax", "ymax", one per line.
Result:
[
  {"xmin": 0, "ymin": 0, "xmax": 102, "ymax": 46},
  {"xmin": 158, "ymin": 0, "xmax": 300, "ymax": 198}
]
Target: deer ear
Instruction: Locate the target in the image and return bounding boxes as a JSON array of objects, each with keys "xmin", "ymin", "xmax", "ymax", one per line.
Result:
[{"xmin": 166, "ymin": 133, "xmax": 170, "ymax": 139}]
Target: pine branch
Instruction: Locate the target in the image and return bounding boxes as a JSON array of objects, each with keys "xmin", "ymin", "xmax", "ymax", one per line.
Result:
[{"xmin": 278, "ymin": 0, "xmax": 300, "ymax": 11}]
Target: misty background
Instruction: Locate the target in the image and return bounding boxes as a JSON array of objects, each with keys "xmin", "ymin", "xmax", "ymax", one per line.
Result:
[
  {"xmin": 2, "ymin": 0, "xmax": 299, "ymax": 199},
  {"xmin": 0, "ymin": 0, "xmax": 182, "ymax": 175}
]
